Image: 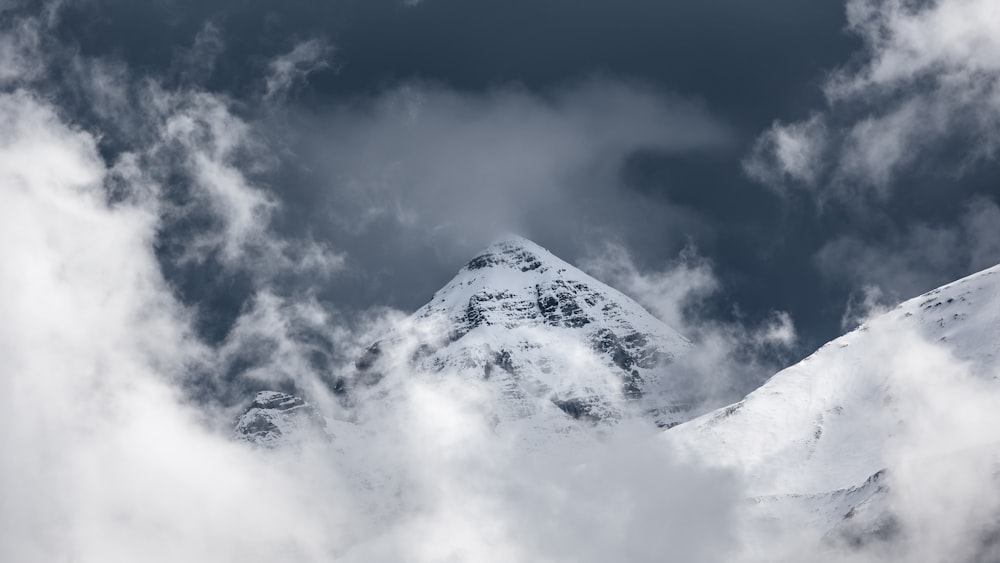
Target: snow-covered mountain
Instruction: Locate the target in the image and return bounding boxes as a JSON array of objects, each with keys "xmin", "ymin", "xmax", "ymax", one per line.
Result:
[
  {"xmin": 348, "ymin": 234, "xmax": 696, "ymax": 427},
  {"xmin": 235, "ymin": 235, "xmax": 698, "ymax": 445},
  {"xmin": 231, "ymin": 236, "xmax": 1000, "ymax": 555},
  {"xmin": 666, "ymin": 264, "xmax": 1000, "ymax": 542}
]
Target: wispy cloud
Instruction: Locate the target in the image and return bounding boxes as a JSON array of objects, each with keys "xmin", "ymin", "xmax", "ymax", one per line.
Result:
[
  {"xmin": 265, "ymin": 38, "xmax": 334, "ymax": 101},
  {"xmin": 581, "ymin": 241, "xmax": 798, "ymax": 404},
  {"xmin": 290, "ymin": 78, "xmax": 731, "ymax": 259},
  {"xmin": 745, "ymin": 0, "xmax": 1000, "ymax": 200},
  {"xmin": 815, "ymin": 197, "xmax": 1000, "ymax": 322}
]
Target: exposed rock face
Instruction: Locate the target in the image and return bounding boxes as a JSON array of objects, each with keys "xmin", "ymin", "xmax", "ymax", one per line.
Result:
[
  {"xmin": 351, "ymin": 235, "xmax": 696, "ymax": 427},
  {"xmin": 233, "ymin": 391, "xmax": 327, "ymax": 448}
]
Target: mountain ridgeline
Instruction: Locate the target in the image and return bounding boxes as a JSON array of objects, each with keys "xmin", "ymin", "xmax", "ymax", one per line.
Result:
[
  {"xmin": 236, "ymin": 235, "xmax": 698, "ymax": 447},
  {"xmin": 233, "ymin": 236, "xmax": 1000, "ymax": 554}
]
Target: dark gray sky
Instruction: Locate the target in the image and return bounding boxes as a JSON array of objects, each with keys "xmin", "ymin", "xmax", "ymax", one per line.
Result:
[{"xmin": 24, "ymin": 0, "xmax": 1000, "ymax": 362}]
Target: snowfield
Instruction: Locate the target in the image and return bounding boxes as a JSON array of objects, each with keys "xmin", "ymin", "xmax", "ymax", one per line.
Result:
[{"xmin": 667, "ymin": 264, "xmax": 1000, "ymax": 546}]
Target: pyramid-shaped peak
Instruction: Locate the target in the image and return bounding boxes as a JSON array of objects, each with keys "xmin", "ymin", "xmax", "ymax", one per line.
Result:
[
  {"xmin": 463, "ymin": 234, "xmax": 562, "ymax": 273},
  {"xmin": 484, "ymin": 232, "xmax": 544, "ymax": 250},
  {"xmin": 362, "ymin": 232, "xmax": 696, "ymax": 427},
  {"xmin": 424, "ymin": 232, "xmax": 692, "ymax": 363}
]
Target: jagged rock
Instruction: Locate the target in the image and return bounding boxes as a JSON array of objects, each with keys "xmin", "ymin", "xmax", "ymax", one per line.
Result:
[{"xmin": 233, "ymin": 391, "xmax": 328, "ymax": 448}]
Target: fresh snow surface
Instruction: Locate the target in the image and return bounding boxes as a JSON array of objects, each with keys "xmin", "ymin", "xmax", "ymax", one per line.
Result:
[{"xmin": 664, "ymin": 263, "xmax": 1000, "ymax": 536}]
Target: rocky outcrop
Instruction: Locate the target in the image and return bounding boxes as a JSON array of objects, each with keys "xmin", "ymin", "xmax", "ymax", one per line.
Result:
[{"xmin": 233, "ymin": 391, "xmax": 327, "ymax": 448}]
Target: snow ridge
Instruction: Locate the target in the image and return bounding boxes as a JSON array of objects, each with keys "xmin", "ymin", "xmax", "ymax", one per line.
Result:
[{"xmin": 666, "ymin": 263, "xmax": 1000, "ymax": 538}]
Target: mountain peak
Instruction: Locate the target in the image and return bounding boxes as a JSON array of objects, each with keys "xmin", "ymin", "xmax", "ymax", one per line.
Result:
[
  {"xmin": 238, "ymin": 237, "xmax": 701, "ymax": 447},
  {"xmin": 485, "ymin": 232, "xmax": 539, "ymax": 249},
  {"xmin": 355, "ymin": 235, "xmax": 696, "ymax": 427},
  {"xmin": 462, "ymin": 234, "xmax": 556, "ymax": 274}
]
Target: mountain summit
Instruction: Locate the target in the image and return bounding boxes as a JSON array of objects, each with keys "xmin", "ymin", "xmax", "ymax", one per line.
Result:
[
  {"xmin": 349, "ymin": 234, "xmax": 696, "ymax": 429},
  {"xmin": 235, "ymin": 235, "xmax": 700, "ymax": 445}
]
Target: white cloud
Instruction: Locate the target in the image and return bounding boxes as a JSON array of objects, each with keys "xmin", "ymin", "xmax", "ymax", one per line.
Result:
[
  {"xmin": 876, "ymin": 333, "xmax": 1000, "ymax": 562},
  {"xmin": 745, "ymin": 0, "xmax": 1000, "ymax": 198},
  {"xmin": 158, "ymin": 90, "xmax": 280, "ymax": 262},
  {"xmin": 728, "ymin": 325, "xmax": 1000, "ymax": 563},
  {"xmin": 752, "ymin": 310, "xmax": 797, "ymax": 348},
  {"xmin": 581, "ymin": 242, "xmax": 797, "ymax": 404},
  {"xmin": 294, "ymin": 78, "xmax": 729, "ymax": 254},
  {"xmin": 0, "ymin": 7, "xmax": 345, "ymax": 284},
  {"xmin": 832, "ymin": 0, "xmax": 1000, "ymax": 96},
  {"xmin": 744, "ymin": 113, "xmax": 827, "ymax": 189},
  {"xmin": 581, "ymin": 241, "xmax": 718, "ymax": 330},
  {"xmin": 0, "ymin": 90, "xmax": 362, "ymax": 562}
]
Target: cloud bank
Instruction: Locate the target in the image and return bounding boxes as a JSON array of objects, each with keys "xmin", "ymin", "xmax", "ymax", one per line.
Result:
[
  {"xmin": 282, "ymin": 77, "xmax": 731, "ymax": 265},
  {"xmin": 0, "ymin": 89, "xmax": 746, "ymax": 560},
  {"xmin": 0, "ymin": 88, "xmax": 359, "ymax": 562}
]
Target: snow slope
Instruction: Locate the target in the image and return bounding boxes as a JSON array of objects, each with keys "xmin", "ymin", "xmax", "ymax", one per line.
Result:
[{"xmin": 665, "ymin": 264, "xmax": 1000, "ymax": 537}]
